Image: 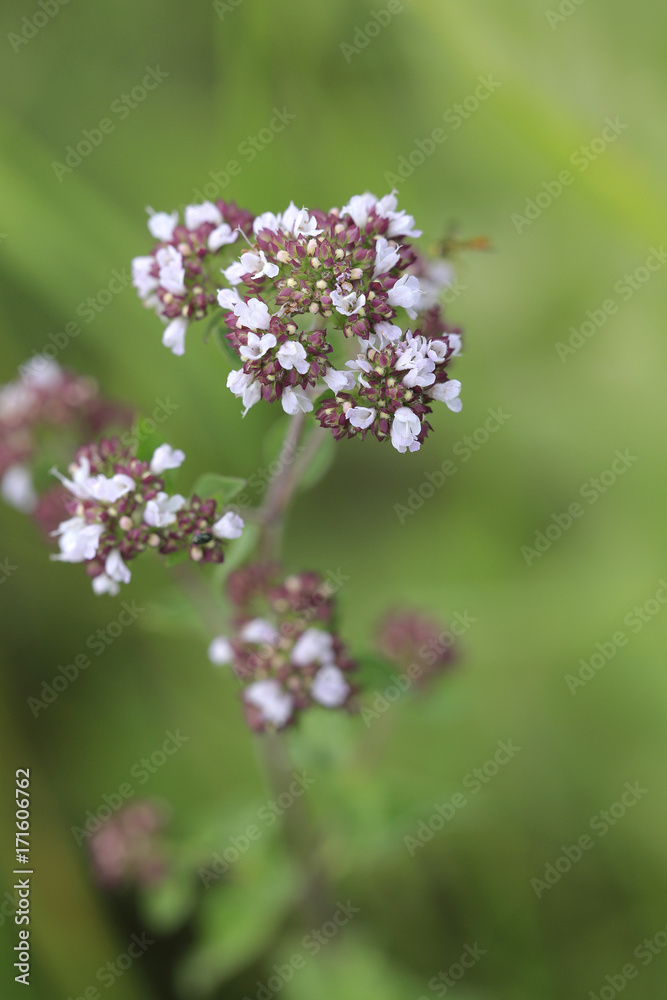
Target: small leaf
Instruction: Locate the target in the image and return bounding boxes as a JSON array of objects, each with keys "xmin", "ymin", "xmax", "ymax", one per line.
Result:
[
  {"xmin": 355, "ymin": 654, "xmax": 402, "ymax": 691},
  {"xmin": 138, "ymin": 870, "xmax": 197, "ymax": 933},
  {"xmin": 192, "ymin": 473, "xmax": 247, "ymax": 504}
]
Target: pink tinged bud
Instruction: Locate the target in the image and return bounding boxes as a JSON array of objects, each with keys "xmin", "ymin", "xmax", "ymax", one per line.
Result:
[{"xmin": 162, "ymin": 316, "xmax": 188, "ymax": 356}]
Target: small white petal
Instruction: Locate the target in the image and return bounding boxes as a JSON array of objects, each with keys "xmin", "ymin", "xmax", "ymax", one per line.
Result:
[
  {"xmin": 150, "ymin": 444, "xmax": 186, "ymax": 475},
  {"xmin": 208, "ymin": 223, "xmax": 238, "ymax": 251},
  {"xmin": 240, "ymin": 618, "xmax": 279, "ymax": 646},
  {"xmin": 281, "ymin": 387, "xmax": 313, "ymax": 415},
  {"xmin": 346, "ymin": 406, "xmax": 375, "ymax": 430},
  {"xmin": 105, "ymin": 549, "xmax": 131, "ymax": 585},
  {"xmin": 291, "ymin": 628, "xmax": 335, "ymax": 667},
  {"xmin": 1, "ymin": 465, "xmax": 37, "ymax": 513},
  {"xmin": 208, "ymin": 636, "xmax": 234, "ymax": 666},
  {"xmin": 244, "ymin": 679, "xmax": 294, "ymax": 729},
  {"xmin": 323, "ymin": 369, "xmax": 356, "ymax": 393},
  {"xmin": 185, "ymin": 202, "xmax": 222, "ymax": 230},
  {"xmin": 217, "ymin": 287, "xmax": 242, "ymax": 310},
  {"xmin": 92, "ymin": 574, "xmax": 120, "ymax": 597},
  {"xmin": 162, "ymin": 317, "xmax": 188, "ymax": 356},
  {"xmin": 147, "ymin": 209, "xmax": 179, "ymax": 242},
  {"xmin": 223, "ymin": 261, "xmax": 247, "ymax": 285},
  {"xmin": 311, "ymin": 665, "xmax": 350, "ymax": 708},
  {"xmin": 234, "ymin": 298, "xmax": 272, "ymax": 331},
  {"xmin": 212, "ymin": 511, "xmax": 244, "ymax": 540},
  {"xmin": 276, "ymin": 341, "xmax": 309, "ymax": 374}
]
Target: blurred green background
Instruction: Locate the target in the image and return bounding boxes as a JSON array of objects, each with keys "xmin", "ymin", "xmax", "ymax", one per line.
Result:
[{"xmin": 1, "ymin": 1, "xmax": 666, "ymax": 997}]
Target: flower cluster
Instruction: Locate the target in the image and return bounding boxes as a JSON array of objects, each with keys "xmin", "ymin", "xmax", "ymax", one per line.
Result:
[
  {"xmin": 132, "ymin": 200, "xmax": 254, "ymax": 356},
  {"xmin": 89, "ymin": 800, "xmax": 167, "ymax": 889},
  {"xmin": 207, "ymin": 564, "xmax": 357, "ymax": 732},
  {"xmin": 133, "ymin": 190, "xmax": 465, "ymax": 452},
  {"xmin": 376, "ymin": 609, "xmax": 457, "ymax": 685},
  {"xmin": 0, "ymin": 358, "xmax": 130, "ymax": 518},
  {"xmin": 50, "ymin": 438, "xmax": 244, "ymax": 595}
]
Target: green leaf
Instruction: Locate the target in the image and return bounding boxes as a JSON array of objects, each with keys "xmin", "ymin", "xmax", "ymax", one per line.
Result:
[
  {"xmin": 192, "ymin": 473, "xmax": 247, "ymax": 504},
  {"xmin": 355, "ymin": 654, "xmax": 401, "ymax": 692}
]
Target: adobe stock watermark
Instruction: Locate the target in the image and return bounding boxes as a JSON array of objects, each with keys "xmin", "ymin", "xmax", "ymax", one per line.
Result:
[
  {"xmin": 566, "ymin": 579, "xmax": 667, "ymax": 694},
  {"xmin": 530, "ymin": 781, "xmax": 648, "ymax": 898},
  {"xmin": 0, "ymin": 557, "xmax": 18, "ymax": 584},
  {"xmin": 362, "ymin": 611, "xmax": 477, "ymax": 727},
  {"xmin": 189, "ymin": 107, "xmax": 296, "ymax": 204},
  {"xmin": 19, "ymin": 266, "xmax": 133, "ymax": 374},
  {"xmin": 242, "ymin": 901, "xmax": 360, "ymax": 1000},
  {"xmin": 198, "ymin": 771, "xmax": 316, "ymax": 885},
  {"xmin": 64, "ymin": 932, "xmax": 154, "ymax": 1000},
  {"xmin": 555, "ymin": 247, "xmax": 667, "ymax": 362},
  {"xmin": 340, "ymin": 1, "xmax": 405, "ymax": 62},
  {"xmin": 8, "ymin": 0, "xmax": 71, "ymax": 54},
  {"xmin": 70, "ymin": 730, "xmax": 188, "ymax": 846},
  {"xmin": 27, "ymin": 600, "xmax": 145, "ymax": 717},
  {"xmin": 212, "ymin": 0, "xmax": 243, "ymax": 20},
  {"xmin": 418, "ymin": 942, "xmax": 487, "ymax": 999},
  {"xmin": 394, "ymin": 406, "xmax": 510, "ymax": 524},
  {"xmin": 588, "ymin": 920, "xmax": 667, "ymax": 1000},
  {"xmin": 511, "ymin": 117, "xmax": 628, "ymax": 233},
  {"xmin": 384, "ymin": 75, "xmax": 501, "ymax": 186},
  {"xmin": 521, "ymin": 449, "xmax": 638, "ymax": 566},
  {"xmin": 51, "ymin": 66, "xmax": 169, "ymax": 181},
  {"xmin": 404, "ymin": 739, "xmax": 521, "ymax": 856},
  {"xmin": 546, "ymin": 0, "xmax": 589, "ymax": 31}
]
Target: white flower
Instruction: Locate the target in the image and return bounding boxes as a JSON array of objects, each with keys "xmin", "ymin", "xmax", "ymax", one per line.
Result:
[
  {"xmin": 373, "ymin": 322, "xmax": 403, "ymax": 347},
  {"xmin": 281, "ymin": 202, "xmax": 322, "ymax": 237},
  {"xmin": 419, "ymin": 259, "xmax": 454, "ymax": 309},
  {"xmin": 239, "ymin": 331, "xmax": 277, "ymax": 361},
  {"xmin": 390, "ymin": 406, "xmax": 422, "ymax": 453},
  {"xmin": 51, "ymin": 517, "xmax": 104, "ymax": 562},
  {"xmin": 387, "ymin": 274, "xmax": 422, "ymax": 318},
  {"xmin": 240, "ymin": 249, "xmax": 279, "ymax": 279},
  {"xmin": 208, "ymin": 635, "xmax": 234, "ymax": 666},
  {"xmin": 346, "ymin": 406, "xmax": 376, "ymax": 429},
  {"xmin": 131, "ymin": 256, "xmax": 158, "ymax": 299},
  {"xmin": 311, "ymin": 665, "xmax": 350, "ymax": 707},
  {"xmin": 446, "ymin": 333, "xmax": 462, "ymax": 357},
  {"xmin": 323, "ymin": 368, "xmax": 356, "ymax": 393},
  {"xmin": 1, "ymin": 465, "xmax": 37, "ymax": 513},
  {"xmin": 217, "ymin": 288, "xmax": 241, "ymax": 311},
  {"xmin": 146, "ymin": 208, "xmax": 179, "ymax": 242},
  {"xmin": 92, "ymin": 574, "xmax": 120, "ymax": 597},
  {"xmin": 143, "ymin": 492, "xmax": 186, "ymax": 528},
  {"xmin": 281, "ymin": 387, "xmax": 313, "ymax": 415},
  {"xmin": 21, "ymin": 357, "xmax": 63, "ymax": 388},
  {"xmin": 150, "ymin": 444, "xmax": 186, "ymax": 475},
  {"xmin": 373, "ymin": 236, "xmax": 401, "ymax": 278},
  {"xmin": 331, "ymin": 288, "xmax": 366, "ymax": 316},
  {"xmin": 253, "ymin": 211, "xmax": 283, "ymax": 235},
  {"xmin": 208, "ymin": 223, "xmax": 238, "ymax": 251},
  {"xmin": 428, "ymin": 379, "xmax": 462, "ymax": 412},
  {"xmin": 105, "ymin": 549, "xmax": 131, "ymax": 585},
  {"xmin": 162, "ymin": 316, "xmax": 188, "ymax": 356},
  {"xmin": 185, "ymin": 202, "xmax": 222, "ymax": 230},
  {"xmin": 340, "ymin": 192, "xmax": 378, "ymax": 228},
  {"xmin": 212, "ymin": 511, "xmax": 244, "ymax": 539},
  {"xmin": 234, "ymin": 298, "xmax": 272, "ymax": 331},
  {"xmin": 291, "ymin": 628, "xmax": 335, "ymax": 667},
  {"xmin": 426, "ymin": 340, "xmax": 450, "ymax": 364},
  {"xmin": 243, "ymin": 679, "xmax": 294, "ymax": 729},
  {"xmin": 386, "ymin": 210, "xmax": 421, "ymax": 239},
  {"xmin": 240, "ymin": 617, "xmax": 279, "ymax": 646},
  {"xmin": 51, "ymin": 457, "xmax": 134, "ymax": 503},
  {"xmin": 156, "ymin": 246, "xmax": 185, "ymax": 295},
  {"xmin": 277, "ymin": 341, "xmax": 309, "ymax": 374},
  {"xmin": 226, "ymin": 369, "xmax": 262, "ymax": 415},
  {"xmin": 223, "ymin": 261, "xmax": 247, "ymax": 285}
]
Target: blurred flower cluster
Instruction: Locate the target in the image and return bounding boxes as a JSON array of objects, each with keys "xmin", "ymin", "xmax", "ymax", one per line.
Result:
[
  {"xmin": 51, "ymin": 437, "xmax": 244, "ymax": 595},
  {"xmin": 0, "ymin": 359, "xmax": 131, "ymax": 529},
  {"xmin": 89, "ymin": 800, "xmax": 167, "ymax": 889},
  {"xmin": 207, "ymin": 563, "xmax": 357, "ymax": 732},
  {"xmin": 133, "ymin": 192, "xmax": 464, "ymax": 453}
]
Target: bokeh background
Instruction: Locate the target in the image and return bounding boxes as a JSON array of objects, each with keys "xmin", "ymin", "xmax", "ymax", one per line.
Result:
[{"xmin": 1, "ymin": 1, "xmax": 667, "ymax": 997}]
